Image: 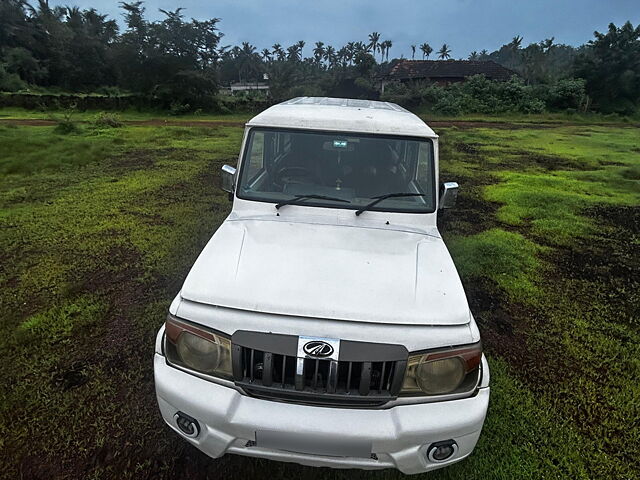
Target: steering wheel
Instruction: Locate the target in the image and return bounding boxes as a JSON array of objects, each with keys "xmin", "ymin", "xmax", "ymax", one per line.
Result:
[{"xmin": 274, "ymin": 166, "xmax": 320, "ymax": 187}]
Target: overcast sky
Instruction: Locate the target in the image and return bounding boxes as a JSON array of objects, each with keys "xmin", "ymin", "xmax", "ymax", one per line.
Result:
[{"xmin": 52, "ymin": 0, "xmax": 639, "ymax": 58}]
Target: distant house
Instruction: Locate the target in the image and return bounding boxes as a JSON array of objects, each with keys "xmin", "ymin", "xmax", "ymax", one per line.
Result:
[
  {"xmin": 380, "ymin": 60, "xmax": 517, "ymax": 92},
  {"xmin": 226, "ymin": 82, "xmax": 270, "ymax": 95}
]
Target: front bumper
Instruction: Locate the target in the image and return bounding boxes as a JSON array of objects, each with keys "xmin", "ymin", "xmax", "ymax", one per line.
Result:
[{"xmin": 154, "ymin": 351, "xmax": 490, "ymax": 474}]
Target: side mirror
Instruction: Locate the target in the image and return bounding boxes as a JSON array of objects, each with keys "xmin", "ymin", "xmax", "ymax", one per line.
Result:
[
  {"xmin": 221, "ymin": 164, "xmax": 236, "ymax": 194},
  {"xmin": 439, "ymin": 182, "xmax": 459, "ymax": 209}
]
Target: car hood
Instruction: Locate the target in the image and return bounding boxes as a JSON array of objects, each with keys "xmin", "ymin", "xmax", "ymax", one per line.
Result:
[{"xmin": 180, "ymin": 218, "xmax": 471, "ymax": 326}]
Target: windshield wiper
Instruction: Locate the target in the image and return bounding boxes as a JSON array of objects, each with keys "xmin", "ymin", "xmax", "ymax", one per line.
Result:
[
  {"xmin": 355, "ymin": 192, "xmax": 426, "ymax": 216},
  {"xmin": 275, "ymin": 194, "xmax": 350, "ymax": 210}
]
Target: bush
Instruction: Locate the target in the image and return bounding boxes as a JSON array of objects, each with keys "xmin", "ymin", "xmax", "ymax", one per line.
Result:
[
  {"xmin": 0, "ymin": 64, "xmax": 27, "ymax": 92},
  {"xmin": 50, "ymin": 106, "xmax": 79, "ymax": 134},
  {"xmin": 382, "ymin": 75, "xmax": 589, "ymax": 115},
  {"xmin": 545, "ymin": 78, "xmax": 587, "ymax": 110},
  {"xmin": 92, "ymin": 112, "xmax": 123, "ymax": 128},
  {"xmin": 150, "ymin": 70, "xmax": 219, "ymax": 111}
]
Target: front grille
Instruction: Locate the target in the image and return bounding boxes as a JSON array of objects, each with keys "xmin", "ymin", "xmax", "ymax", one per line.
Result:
[{"xmin": 231, "ymin": 331, "xmax": 407, "ymax": 407}]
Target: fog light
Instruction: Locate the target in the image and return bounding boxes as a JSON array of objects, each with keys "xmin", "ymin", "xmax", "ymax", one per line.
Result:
[
  {"xmin": 427, "ymin": 440, "xmax": 458, "ymax": 462},
  {"xmin": 174, "ymin": 411, "xmax": 200, "ymax": 438}
]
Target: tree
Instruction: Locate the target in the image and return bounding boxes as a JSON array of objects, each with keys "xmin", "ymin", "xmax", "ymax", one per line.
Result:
[
  {"xmin": 438, "ymin": 44, "xmax": 451, "ymax": 59},
  {"xmin": 313, "ymin": 41, "xmax": 325, "ymax": 65},
  {"xmin": 324, "ymin": 45, "xmax": 336, "ymax": 68},
  {"xmin": 468, "ymin": 51, "xmax": 479, "ymax": 60},
  {"xmin": 368, "ymin": 31, "xmax": 381, "ymax": 60},
  {"xmin": 271, "ymin": 43, "xmax": 285, "ymax": 61},
  {"xmin": 575, "ymin": 21, "xmax": 640, "ymax": 114},
  {"xmin": 237, "ymin": 42, "xmax": 260, "ymax": 81},
  {"xmin": 381, "ymin": 39, "xmax": 392, "ymax": 62},
  {"xmin": 411, "ymin": 45, "xmax": 416, "ymax": 59},
  {"xmin": 420, "ymin": 42, "xmax": 432, "ymax": 59},
  {"xmin": 511, "ymin": 35, "xmax": 523, "ymax": 50},
  {"xmin": 261, "ymin": 48, "xmax": 271, "ymax": 62}
]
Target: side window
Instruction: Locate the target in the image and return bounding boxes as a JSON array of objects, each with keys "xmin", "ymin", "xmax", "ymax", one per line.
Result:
[
  {"xmin": 416, "ymin": 142, "xmax": 433, "ymax": 191},
  {"xmin": 246, "ymin": 131, "xmax": 265, "ymax": 181}
]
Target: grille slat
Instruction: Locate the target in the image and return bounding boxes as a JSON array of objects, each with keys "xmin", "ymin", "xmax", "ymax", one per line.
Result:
[
  {"xmin": 232, "ymin": 334, "xmax": 406, "ymax": 407},
  {"xmin": 280, "ymin": 355, "xmax": 286, "ymax": 387},
  {"xmin": 379, "ymin": 362, "xmax": 387, "ymax": 393},
  {"xmin": 263, "ymin": 352, "xmax": 273, "ymax": 387},
  {"xmin": 359, "ymin": 361, "xmax": 372, "ymax": 396},
  {"xmin": 249, "ymin": 349, "xmax": 255, "ymax": 381}
]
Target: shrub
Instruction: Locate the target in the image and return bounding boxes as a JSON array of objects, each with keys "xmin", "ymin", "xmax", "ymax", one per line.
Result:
[
  {"xmin": 0, "ymin": 64, "xmax": 27, "ymax": 92},
  {"xmin": 50, "ymin": 106, "xmax": 79, "ymax": 134},
  {"xmin": 545, "ymin": 78, "xmax": 587, "ymax": 110},
  {"xmin": 92, "ymin": 112, "xmax": 123, "ymax": 128}
]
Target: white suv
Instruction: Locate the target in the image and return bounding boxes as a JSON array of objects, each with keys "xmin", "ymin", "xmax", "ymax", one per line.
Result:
[{"xmin": 154, "ymin": 97, "xmax": 489, "ymax": 474}]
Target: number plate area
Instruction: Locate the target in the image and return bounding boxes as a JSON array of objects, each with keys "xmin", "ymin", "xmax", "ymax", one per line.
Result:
[{"xmin": 255, "ymin": 430, "xmax": 372, "ymax": 458}]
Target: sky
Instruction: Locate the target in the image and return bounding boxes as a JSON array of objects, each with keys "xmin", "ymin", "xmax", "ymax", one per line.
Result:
[{"xmin": 51, "ymin": 0, "xmax": 640, "ymax": 59}]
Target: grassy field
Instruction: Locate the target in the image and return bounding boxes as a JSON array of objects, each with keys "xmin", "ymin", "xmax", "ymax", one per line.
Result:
[{"xmin": 0, "ymin": 110, "xmax": 638, "ymax": 480}]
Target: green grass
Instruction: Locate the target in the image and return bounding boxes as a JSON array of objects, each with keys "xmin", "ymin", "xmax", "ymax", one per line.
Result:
[
  {"xmin": 447, "ymin": 228, "xmax": 545, "ymax": 301},
  {"xmin": 0, "ymin": 106, "xmax": 252, "ymax": 122},
  {"xmin": 0, "ymin": 110, "xmax": 638, "ymax": 479}
]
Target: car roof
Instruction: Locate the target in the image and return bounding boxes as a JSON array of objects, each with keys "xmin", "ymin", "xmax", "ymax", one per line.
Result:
[{"xmin": 246, "ymin": 97, "xmax": 437, "ymax": 138}]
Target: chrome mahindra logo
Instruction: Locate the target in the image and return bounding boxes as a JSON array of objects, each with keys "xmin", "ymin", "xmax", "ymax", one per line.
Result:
[{"xmin": 303, "ymin": 340, "xmax": 334, "ymax": 358}]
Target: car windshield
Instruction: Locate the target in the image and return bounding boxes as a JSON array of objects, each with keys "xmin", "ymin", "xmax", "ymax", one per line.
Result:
[{"xmin": 237, "ymin": 128, "xmax": 436, "ymax": 213}]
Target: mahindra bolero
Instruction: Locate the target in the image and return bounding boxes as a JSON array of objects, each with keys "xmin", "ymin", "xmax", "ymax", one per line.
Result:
[{"xmin": 154, "ymin": 97, "xmax": 490, "ymax": 474}]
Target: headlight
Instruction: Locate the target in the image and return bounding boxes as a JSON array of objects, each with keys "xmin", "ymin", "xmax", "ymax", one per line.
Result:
[
  {"xmin": 165, "ymin": 315, "xmax": 232, "ymax": 379},
  {"xmin": 401, "ymin": 343, "xmax": 482, "ymax": 396}
]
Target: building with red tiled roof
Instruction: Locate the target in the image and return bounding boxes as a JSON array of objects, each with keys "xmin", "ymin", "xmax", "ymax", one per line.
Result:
[{"xmin": 381, "ymin": 59, "xmax": 517, "ymax": 91}]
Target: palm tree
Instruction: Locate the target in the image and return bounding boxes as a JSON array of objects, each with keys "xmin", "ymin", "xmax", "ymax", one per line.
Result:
[
  {"xmin": 411, "ymin": 44, "xmax": 416, "ymax": 59},
  {"xmin": 468, "ymin": 51, "xmax": 479, "ymax": 60},
  {"xmin": 346, "ymin": 42, "xmax": 356, "ymax": 65},
  {"xmin": 272, "ymin": 43, "xmax": 285, "ymax": 61},
  {"xmin": 261, "ymin": 48, "xmax": 271, "ymax": 62},
  {"xmin": 324, "ymin": 45, "xmax": 336, "ymax": 68},
  {"xmin": 337, "ymin": 46, "xmax": 349, "ymax": 67},
  {"xmin": 313, "ymin": 41, "xmax": 325, "ymax": 64},
  {"xmin": 381, "ymin": 39, "xmax": 392, "ymax": 62},
  {"xmin": 540, "ymin": 37, "xmax": 554, "ymax": 53},
  {"xmin": 368, "ymin": 31, "xmax": 381, "ymax": 59},
  {"xmin": 237, "ymin": 42, "xmax": 259, "ymax": 81},
  {"xmin": 295, "ymin": 40, "xmax": 305, "ymax": 59},
  {"xmin": 437, "ymin": 44, "xmax": 451, "ymax": 59},
  {"xmin": 420, "ymin": 42, "xmax": 433, "ymax": 59},
  {"xmin": 511, "ymin": 35, "xmax": 523, "ymax": 50},
  {"xmin": 286, "ymin": 44, "xmax": 299, "ymax": 61}
]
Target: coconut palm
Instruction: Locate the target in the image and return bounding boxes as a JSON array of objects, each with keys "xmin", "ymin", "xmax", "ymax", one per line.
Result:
[
  {"xmin": 261, "ymin": 48, "xmax": 271, "ymax": 62},
  {"xmin": 324, "ymin": 45, "xmax": 336, "ymax": 68},
  {"xmin": 511, "ymin": 35, "xmax": 523, "ymax": 50},
  {"xmin": 286, "ymin": 44, "xmax": 299, "ymax": 61},
  {"xmin": 437, "ymin": 43, "xmax": 451, "ymax": 59},
  {"xmin": 337, "ymin": 46, "xmax": 349, "ymax": 67},
  {"xmin": 295, "ymin": 40, "xmax": 305, "ymax": 58},
  {"xmin": 411, "ymin": 44, "xmax": 416, "ymax": 59},
  {"xmin": 272, "ymin": 43, "xmax": 285, "ymax": 61},
  {"xmin": 420, "ymin": 42, "xmax": 433, "ymax": 59},
  {"xmin": 468, "ymin": 51, "xmax": 479, "ymax": 60},
  {"xmin": 368, "ymin": 31, "xmax": 381, "ymax": 59},
  {"xmin": 540, "ymin": 37, "xmax": 554, "ymax": 53},
  {"xmin": 313, "ymin": 41, "xmax": 325, "ymax": 64},
  {"xmin": 237, "ymin": 42, "xmax": 260, "ymax": 81},
  {"xmin": 381, "ymin": 39, "xmax": 392, "ymax": 62}
]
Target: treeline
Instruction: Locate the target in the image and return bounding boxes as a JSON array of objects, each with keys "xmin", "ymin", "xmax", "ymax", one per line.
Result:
[{"xmin": 0, "ymin": 1, "xmax": 639, "ymax": 115}]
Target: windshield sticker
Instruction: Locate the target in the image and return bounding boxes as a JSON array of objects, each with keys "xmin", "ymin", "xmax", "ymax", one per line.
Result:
[{"xmin": 333, "ymin": 140, "xmax": 348, "ymax": 148}]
